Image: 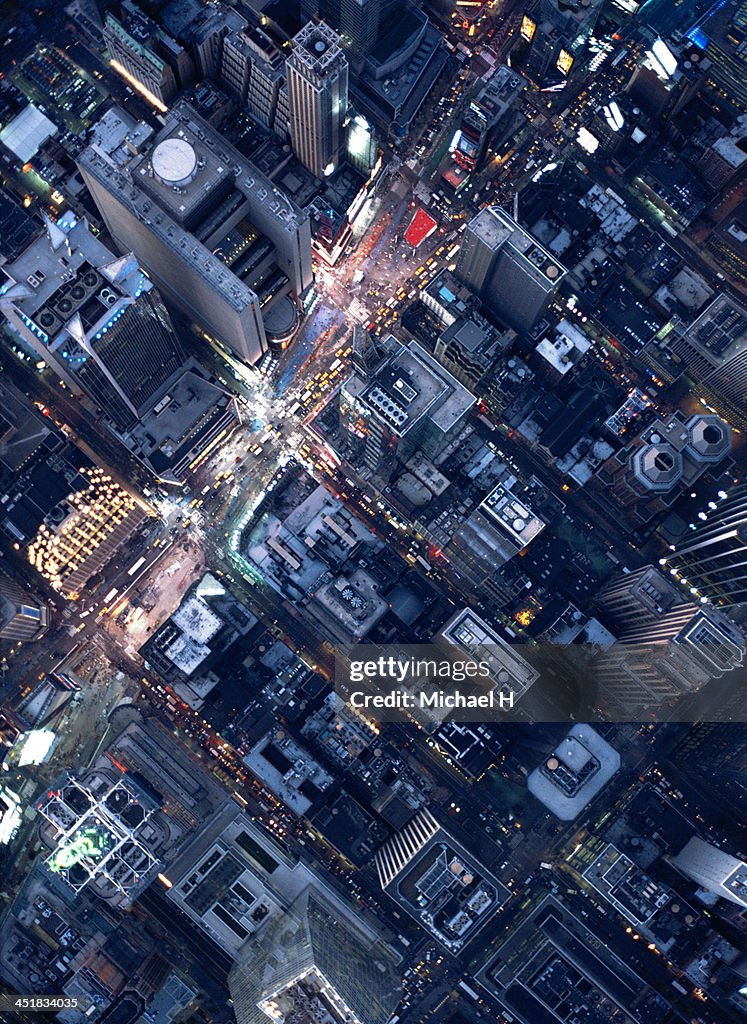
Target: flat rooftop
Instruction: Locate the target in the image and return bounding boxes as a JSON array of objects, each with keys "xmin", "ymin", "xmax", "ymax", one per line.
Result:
[
  {"xmin": 129, "ymin": 368, "xmax": 234, "ymax": 473},
  {"xmin": 438, "ymin": 608, "xmax": 539, "ymax": 697},
  {"xmin": 480, "ymin": 482, "xmax": 546, "ymax": 548},
  {"xmin": 360, "ymin": 339, "xmax": 474, "ymax": 437},
  {"xmin": 0, "ymin": 103, "xmax": 57, "ymax": 162},
  {"xmin": 469, "ymin": 206, "xmax": 566, "ymax": 284},
  {"xmin": 79, "ymin": 102, "xmax": 306, "ymax": 313},
  {"xmin": 685, "ymin": 293, "xmax": 747, "ymax": 364},
  {"xmin": 528, "ymin": 725, "xmax": 621, "ymax": 820},
  {"xmin": 1, "ymin": 213, "xmax": 124, "ymax": 318}
]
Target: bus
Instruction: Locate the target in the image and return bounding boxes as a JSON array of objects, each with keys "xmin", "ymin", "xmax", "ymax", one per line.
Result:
[{"xmin": 127, "ymin": 556, "xmax": 146, "ymax": 576}]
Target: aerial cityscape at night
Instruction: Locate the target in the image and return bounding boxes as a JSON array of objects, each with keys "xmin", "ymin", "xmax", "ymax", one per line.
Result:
[{"xmin": 0, "ymin": 1, "xmax": 745, "ymax": 1023}]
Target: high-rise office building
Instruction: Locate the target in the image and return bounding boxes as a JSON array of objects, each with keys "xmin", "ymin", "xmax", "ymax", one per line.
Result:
[
  {"xmin": 457, "ymin": 206, "xmax": 566, "ymax": 333},
  {"xmin": 374, "ymin": 807, "xmax": 509, "ymax": 950},
  {"xmin": 287, "ymin": 22, "xmax": 349, "ymax": 178},
  {"xmin": 660, "ymin": 484, "xmax": 747, "ymax": 607},
  {"xmin": 38, "ymin": 767, "xmax": 164, "ymax": 905},
  {"xmin": 671, "ymin": 837, "xmax": 747, "ymax": 908},
  {"xmin": 668, "ymin": 723, "xmax": 747, "ymax": 817},
  {"xmin": 301, "ymin": 0, "xmax": 382, "ymax": 59},
  {"xmin": 450, "ymin": 65, "xmax": 525, "ymax": 172},
  {"xmin": 0, "ymin": 573, "xmax": 48, "ymax": 642},
  {"xmin": 696, "ymin": 0, "xmax": 747, "ymax": 113},
  {"xmin": 666, "ymin": 294, "xmax": 747, "ymax": 432},
  {"xmin": 0, "ymin": 212, "xmax": 186, "ymax": 432},
  {"xmin": 598, "ymin": 411, "xmax": 731, "ymax": 528},
  {"xmin": 302, "ymin": 0, "xmax": 447, "ymax": 139},
  {"xmin": 220, "ymin": 22, "xmax": 288, "ymax": 134},
  {"xmin": 596, "ymin": 565, "xmax": 701, "ymax": 638},
  {"xmin": 78, "ymin": 102, "xmax": 313, "ymax": 364},
  {"xmin": 512, "ymin": 0, "xmax": 605, "ymax": 90},
  {"xmin": 187, "ymin": 3, "xmax": 247, "ymax": 80},
  {"xmin": 165, "ymin": 801, "xmax": 400, "ymax": 1024},
  {"xmin": 28, "ymin": 468, "xmax": 149, "ymax": 598},
  {"xmin": 375, "ymin": 806, "xmax": 440, "ymax": 890},
  {"xmin": 339, "ymin": 333, "xmax": 475, "ymax": 473},
  {"xmin": 593, "ymin": 565, "xmax": 744, "ymax": 714},
  {"xmin": 104, "ymin": 0, "xmax": 194, "ymax": 108},
  {"xmin": 229, "ymin": 886, "xmax": 400, "ymax": 1024}
]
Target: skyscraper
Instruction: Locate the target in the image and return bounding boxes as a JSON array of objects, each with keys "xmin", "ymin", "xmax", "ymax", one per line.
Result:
[
  {"xmin": 667, "ymin": 294, "xmax": 747, "ymax": 431},
  {"xmin": 595, "ymin": 565, "xmax": 701, "ymax": 639},
  {"xmin": 301, "ymin": 0, "xmax": 382, "ymax": 59},
  {"xmin": 219, "ymin": 21, "xmax": 288, "ymax": 134},
  {"xmin": 78, "ymin": 102, "xmax": 313, "ymax": 363},
  {"xmin": 0, "ymin": 573, "xmax": 48, "ymax": 642},
  {"xmin": 671, "ymin": 837, "xmax": 747, "ymax": 908},
  {"xmin": 28, "ymin": 468, "xmax": 149, "ymax": 599},
  {"xmin": 339, "ymin": 334, "xmax": 475, "ymax": 473},
  {"xmin": 103, "ymin": 0, "xmax": 194, "ymax": 108},
  {"xmin": 229, "ymin": 886, "xmax": 401, "ymax": 1024},
  {"xmin": 660, "ymin": 484, "xmax": 747, "ymax": 607},
  {"xmin": 0, "ymin": 212, "xmax": 186, "ymax": 432},
  {"xmin": 598, "ymin": 411, "xmax": 731, "ymax": 528},
  {"xmin": 593, "ymin": 565, "xmax": 745, "ymax": 715},
  {"xmin": 457, "ymin": 206, "xmax": 566, "ymax": 333},
  {"xmin": 374, "ymin": 807, "xmax": 509, "ymax": 950},
  {"xmin": 287, "ymin": 22, "xmax": 349, "ymax": 178}
]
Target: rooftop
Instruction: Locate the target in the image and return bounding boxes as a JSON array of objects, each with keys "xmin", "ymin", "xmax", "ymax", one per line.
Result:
[
  {"xmin": 469, "ymin": 205, "xmax": 566, "ymax": 284},
  {"xmin": 128, "ymin": 368, "xmax": 235, "ymax": 480},
  {"xmin": 358, "ymin": 338, "xmax": 475, "ymax": 437},
  {"xmin": 0, "ymin": 103, "xmax": 57, "ymax": 162},
  {"xmin": 528, "ymin": 724, "xmax": 621, "ymax": 820},
  {"xmin": 479, "ymin": 482, "xmax": 546, "ymax": 548},
  {"xmin": 470, "ymin": 65, "xmax": 525, "ymax": 125},
  {"xmin": 438, "ymin": 608, "xmax": 539, "ymax": 698},
  {"xmin": 290, "ymin": 21, "xmax": 346, "ymax": 79},
  {"xmin": 536, "ymin": 318, "xmax": 591, "ymax": 374},
  {"xmin": 685, "ymin": 293, "xmax": 747, "ymax": 365},
  {"xmin": 78, "ymin": 101, "xmax": 307, "ymax": 313}
]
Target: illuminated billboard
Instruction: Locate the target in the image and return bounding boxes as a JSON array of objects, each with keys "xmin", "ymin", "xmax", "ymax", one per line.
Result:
[
  {"xmin": 556, "ymin": 49, "xmax": 574, "ymax": 75},
  {"xmin": 520, "ymin": 15, "xmax": 537, "ymax": 43}
]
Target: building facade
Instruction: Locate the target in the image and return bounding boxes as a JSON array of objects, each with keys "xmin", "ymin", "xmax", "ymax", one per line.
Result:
[
  {"xmin": 27, "ymin": 468, "xmax": 149, "ymax": 599},
  {"xmin": 672, "ymin": 837, "xmax": 747, "ymax": 908},
  {"xmin": 1, "ymin": 213, "xmax": 186, "ymax": 431},
  {"xmin": 667, "ymin": 294, "xmax": 747, "ymax": 431},
  {"xmin": 457, "ymin": 206, "xmax": 566, "ymax": 333},
  {"xmin": 287, "ymin": 22, "xmax": 349, "ymax": 178},
  {"xmin": 78, "ymin": 103, "xmax": 313, "ymax": 363},
  {"xmin": 229, "ymin": 887, "xmax": 400, "ymax": 1024},
  {"xmin": 0, "ymin": 573, "xmax": 48, "ymax": 642},
  {"xmin": 660, "ymin": 484, "xmax": 747, "ymax": 608},
  {"xmin": 104, "ymin": 1, "xmax": 193, "ymax": 107}
]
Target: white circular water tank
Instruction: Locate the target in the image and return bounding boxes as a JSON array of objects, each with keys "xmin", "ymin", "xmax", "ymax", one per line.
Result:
[{"xmin": 151, "ymin": 138, "xmax": 197, "ymax": 186}]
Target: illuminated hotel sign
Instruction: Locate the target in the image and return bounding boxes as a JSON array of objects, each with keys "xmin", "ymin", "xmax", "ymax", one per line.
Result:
[
  {"xmin": 520, "ymin": 15, "xmax": 537, "ymax": 43},
  {"xmin": 556, "ymin": 49, "xmax": 574, "ymax": 75}
]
